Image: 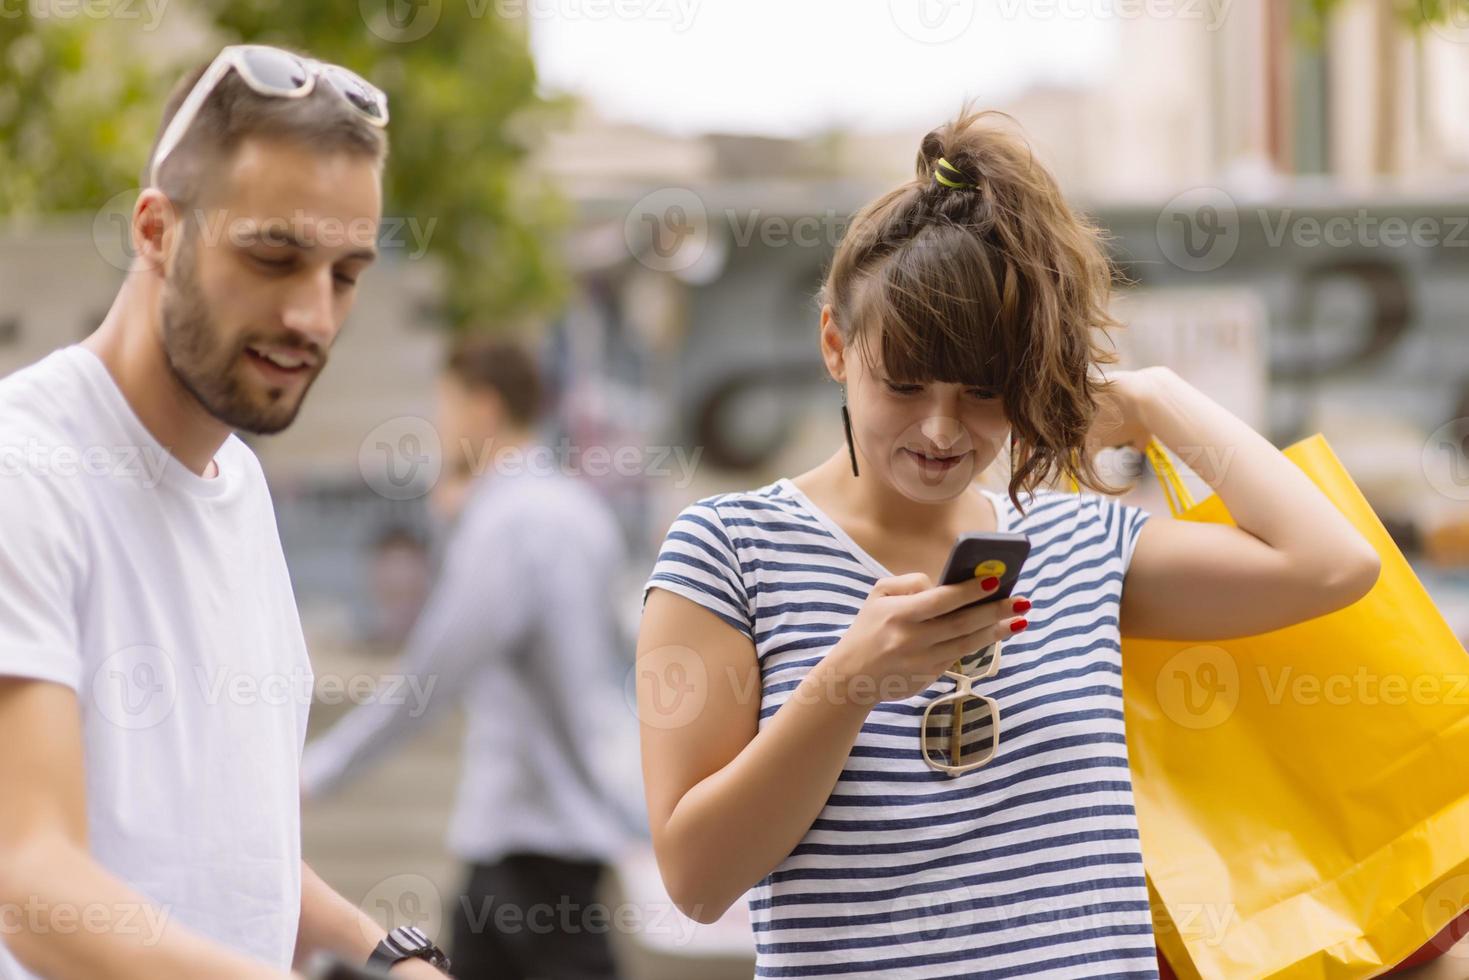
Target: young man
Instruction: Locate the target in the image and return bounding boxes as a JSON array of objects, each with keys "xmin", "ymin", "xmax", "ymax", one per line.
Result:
[
  {"xmin": 0, "ymin": 47, "xmax": 448, "ymax": 979},
  {"xmin": 303, "ymin": 338, "xmax": 637, "ymax": 980}
]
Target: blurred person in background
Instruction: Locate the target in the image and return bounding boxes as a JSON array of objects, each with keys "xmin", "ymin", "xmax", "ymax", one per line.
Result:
[
  {"xmin": 637, "ymin": 106, "xmax": 1382, "ymax": 980},
  {"xmin": 302, "ymin": 337, "xmax": 637, "ymax": 980},
  {"xmin": 361, "ymin": 527, "xmax": 434, "ymax": 652},
  {"xmin": 0, "ymin": 45, "xmax": 453, "ymax": 979}
]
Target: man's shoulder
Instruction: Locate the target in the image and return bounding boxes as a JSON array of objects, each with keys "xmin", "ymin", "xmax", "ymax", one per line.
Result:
[
  {"xmin": 464, "ymin": 471, "xmax": 619, "ymax": 546},
  {"xmin": 0, "ymin": 347, "xmax": 88, "ymax": 442},
  {"xmin": 219, "ymin": 432, "xmax": 266, "ymax": 480}
]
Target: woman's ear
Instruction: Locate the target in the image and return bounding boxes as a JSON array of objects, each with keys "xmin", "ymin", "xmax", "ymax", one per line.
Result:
[{"xmin": 819, "ymin": 304, "xmax": 847, "ymax": 384}]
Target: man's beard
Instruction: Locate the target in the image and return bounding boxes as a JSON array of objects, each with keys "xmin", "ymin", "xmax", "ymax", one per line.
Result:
[{"xmin": 159, "ymin": 237, "xmax": 323, "ymax": 436}]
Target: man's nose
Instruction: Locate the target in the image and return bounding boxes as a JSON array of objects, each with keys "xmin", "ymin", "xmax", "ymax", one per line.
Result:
[{"xmin": 279, "ymin": 267, "xmax": 338, "ymax": 347}]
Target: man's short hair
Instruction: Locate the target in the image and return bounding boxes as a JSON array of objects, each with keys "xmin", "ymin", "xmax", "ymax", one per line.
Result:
[
  {"xmin": 444, "ymin": 337, "xmax": 546, "ymax": 428},
  {"xmin": 142, "ymin": 48, "xmax": 390, "ymax": 206}
]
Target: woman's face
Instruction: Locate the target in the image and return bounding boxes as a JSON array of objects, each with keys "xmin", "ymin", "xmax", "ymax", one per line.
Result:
[{"xmin": 823, "ymin": 309, "xmax": 1011, "ymax": 504}]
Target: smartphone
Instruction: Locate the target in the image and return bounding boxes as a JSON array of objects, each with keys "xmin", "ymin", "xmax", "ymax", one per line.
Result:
[{"xmin": 938, "ymin": 531, "xmax": 1032, "ymax": 610}]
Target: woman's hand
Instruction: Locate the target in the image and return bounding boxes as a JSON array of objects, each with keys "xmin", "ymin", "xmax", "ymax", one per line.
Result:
[
  {"xmin": 1084, "ymin": 367, "xmax": 1166, "ymax": 454},
  {"xmin": 827, "ymin": 572, "xmax": 1032, "ymax": 705}
]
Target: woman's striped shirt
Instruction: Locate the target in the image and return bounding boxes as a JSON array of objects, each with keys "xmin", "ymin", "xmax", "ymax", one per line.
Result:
[{"xmin": 642, "ymin": 478, "xmax": 1159, "ymax": 979}]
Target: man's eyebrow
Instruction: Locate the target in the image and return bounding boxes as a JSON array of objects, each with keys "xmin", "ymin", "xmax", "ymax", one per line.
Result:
[{"xmin": 234, "ymin": 225, "xmax": 379, "ymax": 261}]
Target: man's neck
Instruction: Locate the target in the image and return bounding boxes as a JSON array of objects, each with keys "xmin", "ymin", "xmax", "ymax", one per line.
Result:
[{"xmin": 83, "ymin": 279, "xmax": 232, "ymax": 479}]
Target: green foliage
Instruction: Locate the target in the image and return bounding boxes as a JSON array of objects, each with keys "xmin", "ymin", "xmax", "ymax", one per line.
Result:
[
  {"xmin": 0, "ymin": 12, "xmax": 182, "ymax": 219},
  {"xmin": 1293, "ymin": 0, "xmax": 1455, "ymax": 47},
  {"xmin": 0, "ymin": 2, "xmax": 573, "ymax": 332}
]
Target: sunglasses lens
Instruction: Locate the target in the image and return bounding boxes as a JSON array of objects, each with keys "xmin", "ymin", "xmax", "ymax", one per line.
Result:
[
  {"xmin": 322, "ymin": 66, "xmax": 387, "ymax": 121},
  {"xmin": 922, "ymin": 696, "xmax": 997, "ymax": 770},
  {"xmin": 239, "ymin": 47, "xmax": 311, "ymax": 93}
]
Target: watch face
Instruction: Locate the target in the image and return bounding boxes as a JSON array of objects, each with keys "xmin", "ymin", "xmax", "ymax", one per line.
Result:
[
  {"xmin": 388, "ymin": 926, "xmax": 433, "ymax": 953},
  {"xmin": 380, "ymin": 926, "xmax": 451, "ymax": 972}
]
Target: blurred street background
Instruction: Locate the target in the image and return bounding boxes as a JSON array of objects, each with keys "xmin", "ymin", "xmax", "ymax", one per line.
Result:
[{"xmin": 3, "ymin": 1, "xmax": 1469, "ymax": 974}]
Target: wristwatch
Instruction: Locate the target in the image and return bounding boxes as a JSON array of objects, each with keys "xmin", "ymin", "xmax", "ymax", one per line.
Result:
[{"xmin": 366, "ymin": 926, "xmax": 452, "ymax": 974}]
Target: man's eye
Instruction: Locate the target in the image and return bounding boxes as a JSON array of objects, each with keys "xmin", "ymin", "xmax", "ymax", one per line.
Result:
[
  {"xmin": 334, "ymin": 272, "xmax": 359, "ymax": 288},
  {"xmin": 251, "ymin": 255, "xmax": 292, "ymax": 271}
]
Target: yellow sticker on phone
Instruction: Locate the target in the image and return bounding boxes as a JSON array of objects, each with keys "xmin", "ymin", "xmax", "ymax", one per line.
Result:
[{"xmin": 974, "ymin": 559, "xmax": 1007, "ymax": 579}]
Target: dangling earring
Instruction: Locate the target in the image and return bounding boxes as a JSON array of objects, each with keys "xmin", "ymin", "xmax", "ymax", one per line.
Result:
[{"xmin": 840, "ymin": 385, "xmax": 860, "ymax": 477}]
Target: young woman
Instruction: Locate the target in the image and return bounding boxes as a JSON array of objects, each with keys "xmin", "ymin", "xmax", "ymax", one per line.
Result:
[{"xmin": 636, "ymin": 107, "xmax": 1380, "ymax": 979}]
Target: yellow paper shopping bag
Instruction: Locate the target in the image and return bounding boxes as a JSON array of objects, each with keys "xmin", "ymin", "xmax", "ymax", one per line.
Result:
[{"xmin": 1116, "ymin": 434, "xmax": 1469, "ymax": 979}]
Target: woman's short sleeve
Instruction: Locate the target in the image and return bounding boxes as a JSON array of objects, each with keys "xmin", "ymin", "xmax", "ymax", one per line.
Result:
[
  {"xmin": 642, "ymin": 498, "xmax": 753, "ymax": 641},
  {"xmin": 1090, "ymin": 493, "xmax": 1153, "ymax": 575}
]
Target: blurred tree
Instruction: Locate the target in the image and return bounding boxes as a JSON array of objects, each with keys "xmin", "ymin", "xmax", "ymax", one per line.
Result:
[
  {"xmin": 0, "ymin": 2, "xmax": 572, "ymax": 332},
  {"xmin": 1295, "ymin": 0, "xmax": 1458, "ymax": 46},
  {"xmin": 0, "ymin": 13, "xmax": 182, "ymax": 221}
]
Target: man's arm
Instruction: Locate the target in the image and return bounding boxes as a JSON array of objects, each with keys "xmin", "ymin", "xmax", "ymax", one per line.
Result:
[
  {"xmin": 300, "ymin": 513, "xmax": 535, "ymax": 798},
  {"xmin": 294, "ymin": 863, "xmax": 445, "ymax": 978},
  {"xmin": 0, "ymin": 678, "xmax": 294, "ymax": 980}
]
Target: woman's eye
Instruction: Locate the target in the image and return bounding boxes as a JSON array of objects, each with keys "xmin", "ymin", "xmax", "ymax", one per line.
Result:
[
  {"xmin": 885, "ymin": 381, "xmax": 923, "ymax": 395},
  {"xmin": 967, "ymin": 388, "xmax": 1000, "ymax": 400}
]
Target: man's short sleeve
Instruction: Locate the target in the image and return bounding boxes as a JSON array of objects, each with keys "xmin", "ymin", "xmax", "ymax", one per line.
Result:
[
  {"xmin": 642, "ymin": 498, "xmax": 753, "ymax": 641},
  {"xmin": 0, "ymin": 473, "xmax": 84, "ymax": 689}
]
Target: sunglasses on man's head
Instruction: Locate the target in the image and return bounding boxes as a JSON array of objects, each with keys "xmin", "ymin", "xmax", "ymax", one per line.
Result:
[{"xmin": 149, "ymin": 45, "xmax": 389, "ymax": 190}]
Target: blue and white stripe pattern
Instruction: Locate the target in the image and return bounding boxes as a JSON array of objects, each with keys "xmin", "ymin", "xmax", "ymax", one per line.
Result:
[{"xmin": 642, "ymin": 478, "xmax": 1158, "ymax": 978}]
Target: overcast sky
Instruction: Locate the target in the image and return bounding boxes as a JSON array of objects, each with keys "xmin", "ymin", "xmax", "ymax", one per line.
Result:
[{"xmin": 529, "ymin": 0, "xmax": 1118, "ymax": 136}]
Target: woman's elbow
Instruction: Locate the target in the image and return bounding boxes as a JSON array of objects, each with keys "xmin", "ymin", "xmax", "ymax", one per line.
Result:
[
  {"xmin": 656, "ymin": 850, "xmax": 737, "ymax": 924},
  {"xmin": 663, "ymin": 863, "xmax": 734, "ymax": 928},
  {"xmin": 674, "ymin": 895, "xmax": 733, "ymax": 925},
  {"xmin": 1324, "ymin": 541, "xmax": 1381, "ymax": 609}
]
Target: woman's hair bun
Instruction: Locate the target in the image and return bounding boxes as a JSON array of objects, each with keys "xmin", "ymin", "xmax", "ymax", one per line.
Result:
[{"xmin": 915, "ymin": 123, "xmax": 979, "ymax": 190}]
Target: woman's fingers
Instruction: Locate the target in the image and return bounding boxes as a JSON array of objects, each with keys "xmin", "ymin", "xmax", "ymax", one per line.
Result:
[
  {"xmin": 911, "ymin": 572, "xmax": 1000, "ymax": 620},
  {"xmin": 874, "ymin": 572, "xmax": 934, "ymax": 598},
  {"xmin": 929, "ymin": 614, "xmax": 1029, "ymax": 668},
  {"xmin": 925, "ymin": 595, "xmax": 1031, "ymax": 643}
]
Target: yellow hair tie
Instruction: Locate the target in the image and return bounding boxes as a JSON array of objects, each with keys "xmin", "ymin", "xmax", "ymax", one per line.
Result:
[{"xmin": 933, "ymin": 157, "xmax": 974, "ymax": 190}]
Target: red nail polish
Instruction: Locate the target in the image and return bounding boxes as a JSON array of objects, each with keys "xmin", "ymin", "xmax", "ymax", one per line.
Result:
[
  {"xmin": 1010, "ymin": 618, "xmax": 1028, "ymax": 633},
  {"xmin": 981, "ymin": 576, "xmax": 1000, "ymax": 590},
  {"xmin": 1012, "ymin": 598, "xmax": 1031, "ymax": 614}
]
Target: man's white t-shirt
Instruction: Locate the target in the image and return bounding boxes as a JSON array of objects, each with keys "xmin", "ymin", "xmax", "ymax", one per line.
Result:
[{"xmin": 0, "ymin": 345, "xmax": 312, "ymax": 977}]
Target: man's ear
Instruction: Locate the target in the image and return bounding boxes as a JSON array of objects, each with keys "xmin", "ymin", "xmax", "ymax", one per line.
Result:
[
  {"xmin": 819, "ymin": 304, "xmax": 847, "ymax": 384},
  {"xmin": 132, "ymin": 189, "xmax": 181, "ymax": 278},
  {"xmin": 475, "ymin": 387, "xmax": 510, "ymax": 435}
]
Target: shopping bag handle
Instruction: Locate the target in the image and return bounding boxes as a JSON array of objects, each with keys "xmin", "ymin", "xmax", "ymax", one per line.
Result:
[{"xmin": 1064, "ymin": 438, "xmax": 1195, "ymax": 517}]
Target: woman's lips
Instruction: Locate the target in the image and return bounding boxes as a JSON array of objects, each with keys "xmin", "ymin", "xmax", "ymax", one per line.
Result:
[{"xmin": 903, "ymin": 447, "xmax": 968, "ymax": 473}]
